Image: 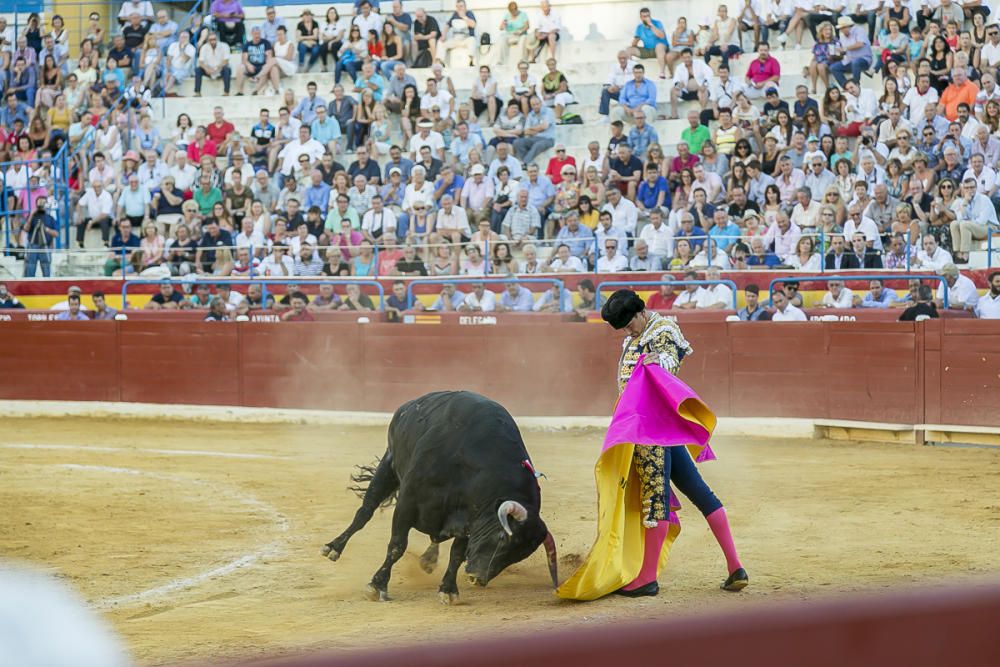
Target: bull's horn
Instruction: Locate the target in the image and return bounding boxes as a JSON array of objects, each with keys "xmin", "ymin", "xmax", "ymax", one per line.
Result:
[
  {"xmin": 543, "ymin": 532, "xmax": 559, "ymax": 589},
  {"xmin": 497, "ymin": 500, "xmax": 528, "ymax": 537}
]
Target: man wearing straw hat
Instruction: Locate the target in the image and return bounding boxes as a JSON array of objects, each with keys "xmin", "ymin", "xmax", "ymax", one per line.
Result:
[{"xmin": 830, "ymin": 16, "xmax": 873, "ymax": 87}]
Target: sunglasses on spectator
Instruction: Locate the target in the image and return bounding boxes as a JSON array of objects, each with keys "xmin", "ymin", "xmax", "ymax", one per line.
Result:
[
  {"xmin": 605, "ymin": 244, "xmax": 616, "ymax": 250},
  {"xmin": 941, "ymin": 184, "xmax": 954, "ymax": 189}
]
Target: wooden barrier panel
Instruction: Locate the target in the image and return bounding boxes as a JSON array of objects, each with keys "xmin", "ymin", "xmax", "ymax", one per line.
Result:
[
  {"xmin": 231, "ymin": 581, "xmax": 1000, "ymax": 667},
  {"xmin": 0, "ymin": 320, "xmax": 998, "ymax": 427}
]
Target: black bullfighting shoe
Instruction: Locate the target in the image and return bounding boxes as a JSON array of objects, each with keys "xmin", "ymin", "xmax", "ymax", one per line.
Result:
[
  {"xmin": 721, "ymin": 568, "xmax": 749, "ymax": 592},
  {"xmin": 613, "ymin": 581, "xmax": 659, "ymax": 597}
]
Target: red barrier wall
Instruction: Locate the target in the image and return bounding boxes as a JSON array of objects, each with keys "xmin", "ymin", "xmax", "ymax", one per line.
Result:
[
  {"xmin": 1, "ymin": 320, "xmax": 997, "ymax": 427},
  {"xmin": 233, "ymin": 581, "xmax": 1000, "ymax": 667}
]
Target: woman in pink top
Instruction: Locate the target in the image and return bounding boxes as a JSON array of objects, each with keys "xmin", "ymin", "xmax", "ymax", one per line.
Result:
[{"xmin": 140, "ymin": 221, "xmax": 165, "ymax": 266}]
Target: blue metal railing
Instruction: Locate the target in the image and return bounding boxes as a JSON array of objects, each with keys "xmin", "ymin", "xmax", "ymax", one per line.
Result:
[
  {"xmin": 120, "ymin": 278, "xmax": 386, "ymax": 311},
  {"xmin": 596, "ymin": 279, "xmax": 740, "ymax": 309},
  {"xmin": 0, "ymin": 153, "xmax": 72, "ymax": 251},
  {"xmin": 405, "ymin": 277, "xmax": 565, "ymax": 309},
  {"xmin": 766, "ymin": 274, "xmax": 951, "ymax": 309}
]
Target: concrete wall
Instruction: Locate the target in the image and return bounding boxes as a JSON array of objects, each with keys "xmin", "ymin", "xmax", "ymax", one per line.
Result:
[{"xmin": 1, "ymin": 319, "xmax": 997, "ymax": 426}]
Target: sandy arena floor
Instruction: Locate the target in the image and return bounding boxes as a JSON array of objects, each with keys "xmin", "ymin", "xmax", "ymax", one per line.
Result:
[{"xmin": 2, "ymin": 417, "xmax": 1000, "ymax": 666}]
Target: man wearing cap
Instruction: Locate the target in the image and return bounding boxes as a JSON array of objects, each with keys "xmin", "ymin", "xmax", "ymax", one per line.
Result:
[
  {"xmin": 408, "ymin": 118, "xmax": 445, "ymax": 161},
  {"xmin": 586, "ymin": 289, "xmax": 748, "ymax": 597},
  {"xmin": 935, "ymin": 263, "xmax": 979, "ymax": 310},
  {"xmin": 461, "ymin": 164, "xmax": 495, "ymax": 225},
  {"xmin": 830, "ymin": 16, "xmax": 872, "ymax": 88},
  {"xmin": 744, "ymin": 41, "xmax": 780, "ymax": 100}
]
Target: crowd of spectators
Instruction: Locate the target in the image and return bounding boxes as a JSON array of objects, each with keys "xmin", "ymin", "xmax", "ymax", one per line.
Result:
[
  {"xmin": 0, "ymin": 1, "xmax": 996, "ymax": 317},
  {"xmin": 3, "ymin": 268, "xmax": 997, "ymax": 318}
]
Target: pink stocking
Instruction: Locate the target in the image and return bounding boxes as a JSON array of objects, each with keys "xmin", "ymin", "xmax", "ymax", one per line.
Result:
[
  {"xmin": 706, "ymin": 507, "xmax": 743, "ymax": 575},
  {"xmin": 622, "ymin": 521, "xmax": 669, "ymax": 590}
]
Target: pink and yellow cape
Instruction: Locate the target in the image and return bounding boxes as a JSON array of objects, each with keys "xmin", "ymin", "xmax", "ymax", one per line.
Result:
[{"xmin": 556, "ymin": 358, "xmax": 717, "ymax": 600}]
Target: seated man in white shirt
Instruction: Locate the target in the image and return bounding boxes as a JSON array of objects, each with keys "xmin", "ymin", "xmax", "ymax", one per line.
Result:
[
  {"xmin": 361, "ymin": 195, "xmax": 398, "ymax": 244},
  {"xmin": 818, "ymin": 278, "xmax": 854, "ymax": 308},
  {"xmin": 913, "ymin": 233, "xmax": 954, "ymax": 270},
  {"xmin": 459, "ymin": 282, "xmax": 497, "ymax": 312},
  {"xmin": 697, "ymin": 266, "xmax": 733, "ymax": 309},
  {"xmin": 771, "ymin": 289, "xmax": 807, "ymax": 321},
  {"xmin": 975, "ymin": 270, "xmax": 1000, "ymax": 319},
  {"xmin": 691, "ymin": 238, "xmax": 732, "ymax": 269},
  {"xmin": 936, "ymin": 262, "xmax": 980, "ymax": 311},
  {"xmin": 673, "ymin": 270, "xmax": 706, "ymax": 309},
  {"xmin": 545, "ymin": 243, "xmax": 586, "ymax": 272},
  {"xmin": 596, "ymin": 238, "xmax": 629, "ymax": 272},
  {"xmin": 638, "ymin": 208, "xmax": 674, "ymax": 262}
]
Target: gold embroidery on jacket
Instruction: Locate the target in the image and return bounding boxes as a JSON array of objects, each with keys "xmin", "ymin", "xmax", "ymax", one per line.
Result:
[{"xmin": 617, "ymin": 313, "xmax": 694, "ymax": 524}]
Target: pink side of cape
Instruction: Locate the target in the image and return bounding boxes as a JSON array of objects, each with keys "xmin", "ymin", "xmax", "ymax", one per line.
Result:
[{"xmin": 602, "ymin": 356, "xmax": 717, "ymax": 463}]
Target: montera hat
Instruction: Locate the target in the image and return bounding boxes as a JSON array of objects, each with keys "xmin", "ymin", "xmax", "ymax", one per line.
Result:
[{"xmin": 601, "ymin": 289, "xmax": 645, "ymax": 329}]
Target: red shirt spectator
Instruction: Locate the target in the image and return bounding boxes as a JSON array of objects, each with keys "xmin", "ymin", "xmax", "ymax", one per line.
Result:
[
  {"xmin": 545, "ymin": 148, "xmax": 576, "ymax": 185},
  {"xmin": 646, "ymin": 287, "xmax": 677, "ymax": 310},
  {"xmin": 283, "ymin": 308, "xmax": 316, "ymax": 321},
  {"xmin": 187, "ymin": 137, "xmax": 219, "ymax": 163},
  {"xmin": 669, "ymin": 152, "xmax": 699, "ymax": 177},
  {"xmin": 745, "ymin": 45, "xmax": 781, "ymax": 88},
  {"xmin": 377, "ymin": 246, "xmax": 404, "ymax": 275},
  {"xmin": 206, "ymin": 110, "xmax": 236, "ymax": 145}
]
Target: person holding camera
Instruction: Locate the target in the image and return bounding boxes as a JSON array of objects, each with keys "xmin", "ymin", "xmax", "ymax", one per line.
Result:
[{"xmin": 23, "ymin": 198, "xmax": 58, "ymax": 278}]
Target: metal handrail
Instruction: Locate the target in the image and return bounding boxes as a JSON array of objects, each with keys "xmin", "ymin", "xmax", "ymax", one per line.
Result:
[
  {"xmin": 596, "ymin": 279, "xmax": 740, "ymax": 309},
  {"xmin": 404, "ymin": 277, "xmax": 565, "ymax": 309},
  {"xmin": 120, "ymin": 277, "xmax": 386, "ymax": 312},
  {"xmin": 766, "ymin": 274, "xmax": 951, "ymax": 309}
]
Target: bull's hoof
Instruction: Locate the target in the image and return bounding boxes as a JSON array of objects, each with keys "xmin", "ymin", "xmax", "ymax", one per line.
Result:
[
  {"xmin": 438, "ymin": 591, "xmax": 460, "ymax": 606},
  {"xmin": 365, "ymin": 584, "xmax": 390, "ymax": 602},
  {"xmin": 320, "ymin": 545, "xmax": 341, "ymax": 562},
  {"xmin": 419, "ymin": 548, "xmax": 439, "ymax": 574}
]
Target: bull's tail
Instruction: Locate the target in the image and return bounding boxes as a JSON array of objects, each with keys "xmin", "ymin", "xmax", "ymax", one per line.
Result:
[
  {"xmin": 323, "ymin": 453, "xmax": 400, "ymax": 561},
  {"xmin": 348, "ymin": 456, "xmax": 398, "ymax": 508}
]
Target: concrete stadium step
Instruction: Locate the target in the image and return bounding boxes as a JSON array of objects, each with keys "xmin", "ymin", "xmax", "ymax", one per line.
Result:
[{"xmin": 156, "ymin": 45, "xmax": 817, "ymax": 111}]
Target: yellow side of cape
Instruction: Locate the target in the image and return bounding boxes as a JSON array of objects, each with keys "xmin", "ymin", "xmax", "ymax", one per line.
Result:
[{"xmin": 555, "ymin": 396, "xmax": 716, "ymax": 601}]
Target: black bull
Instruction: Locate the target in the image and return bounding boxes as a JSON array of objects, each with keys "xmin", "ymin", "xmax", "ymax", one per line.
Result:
[{"xmin": 321, "ymin": 391, "xmax": 558, "ymax": 604}]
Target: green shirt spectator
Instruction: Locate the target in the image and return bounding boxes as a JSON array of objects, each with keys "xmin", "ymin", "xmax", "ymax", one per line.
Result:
[
  {"xmin": 681, "ymin": 123, "xmax": 710, "ymax": 154},
  {"xmin": 193, "ymin": 184, "xmax": 223, "ymax": 216}
]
